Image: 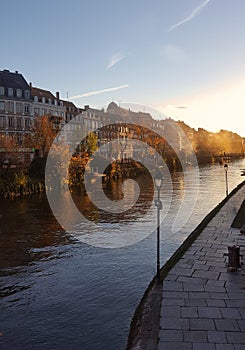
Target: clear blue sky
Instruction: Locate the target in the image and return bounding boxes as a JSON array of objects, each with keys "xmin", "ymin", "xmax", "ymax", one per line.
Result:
[{"xmin": 1, "ymin": 0, "xmax": 245, "ymax": 135}]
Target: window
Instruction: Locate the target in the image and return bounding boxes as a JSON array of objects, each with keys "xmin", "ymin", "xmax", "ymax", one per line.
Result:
[
  {"xmin": 0, "ymin": 86, "xmax": 4, "ymax": 96},
  {"xmin": 24, "ymin": 104, "xmax": 30, "ymax": 114},
  {"xmin": 24, "ymin": 90, "xmax": 30, "ymax": 99},
  {"xmin": 34, "ymin": 107, "xmax": 40, "ymax": 116},
  {"xmin": 42, "ymin": 97, "xmax": 46, "ymax": 103},
  {"xmin": 0, "ymin": 101, "xmax": 4, "ymax": 110},
  {"xmin": 48, "ymin": 98, "xmax": 52, "ymax": 104},
  {"xmin": 6, "ymin": 101, "xmax": 14, "ymax": 112},
  {"xmin": 60, "ymin": 101, "xmax": 63, "ymax": 107},
  {"xmin": 0, "ymin": 116, "xmax": 6, "ymax": 129},
  {"xmin": 16, "ymin": 102, "xmax": 23, "ymax": 114},
  {"xmin": 8, "ymin": 116, "xmax": 15, "ymax": 127},
  {"xmin": 16, "ymin": 89, "xmax": 22, "ymax": 98},
  {"xmin": 25, "ymin": 118, "xmax": 31, "ymax": 130},
  {"xmin": 17, "ymin": 134, "xmax": 22, "ymax": 144},
  {"xmin": 34, "ymin": 96, "xmax": 38, "ymax": 102},
  {"xmin": 54, "ymin": 100, "xmax": 57, "ymax": 106},
  {"xmin": 16, "ymin": 117, "xmax": 22, "ymax": 129},
  {"xmin": 49, "ymin": 109, "xmax": 53, "ymax": 115},
  {"xmin": 8, "ymin": 88, "xmax": 13, "ymax": 97},
  {"xmin": 42, "ymin": 108, "xmax": 46, "ymax": 115}
]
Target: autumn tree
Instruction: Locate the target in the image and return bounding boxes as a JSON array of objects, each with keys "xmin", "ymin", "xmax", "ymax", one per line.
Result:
[
  {"xmin": 28, "ymin": 115, "xmax": 57, "ymax": 158},
  {"xmin": 0, "ymin": 134, "xmax": 19, "ymax": 164}
]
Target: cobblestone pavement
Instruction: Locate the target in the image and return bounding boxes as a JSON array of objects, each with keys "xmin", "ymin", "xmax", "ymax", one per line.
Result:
[{"xmin": 158, "ymin": 184, "xmax": 245, "ymax": 350}]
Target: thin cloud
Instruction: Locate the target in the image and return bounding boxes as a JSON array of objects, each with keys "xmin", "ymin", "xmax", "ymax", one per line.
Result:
[
  {"xmin": 106, "ymin": 52, "xmax": 126, "ymax": 69},
  {"xmin": 164, "ymin": 44, "xmax": 186, "ymax": 61},
  {"xmin": 168, "ymin": 0, "xmax": 211, "ymax": 32},
  {"xmin": 70, "ymin": 85, "xmax": 129, "ymax": 99}
]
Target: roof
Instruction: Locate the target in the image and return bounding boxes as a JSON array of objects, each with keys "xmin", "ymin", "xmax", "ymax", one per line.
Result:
[
  {"xmin": 0, "ymin": 69, "xmax": 30, "ymax": 90},
  {"xmin": 61, "ymin": 100, "xmax": 78, "ymax": 110},
  {"xmin": 31, "ymin": 87, "xmax": 56, "ymax": 100}
]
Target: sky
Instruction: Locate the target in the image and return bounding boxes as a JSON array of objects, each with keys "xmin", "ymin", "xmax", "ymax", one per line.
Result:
[{"xmin": 1, "ymin": 0, "xmax": 245, "ymax": 136}]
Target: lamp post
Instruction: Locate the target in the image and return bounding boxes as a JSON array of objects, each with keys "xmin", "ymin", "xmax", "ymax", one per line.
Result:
[
  {"xmin": 154, "ymin": 170, "xmax": 163, "ymax": 282},
  {"xmin": 224, "ymin": 163, "xmax": 228, "ymax": 196}
]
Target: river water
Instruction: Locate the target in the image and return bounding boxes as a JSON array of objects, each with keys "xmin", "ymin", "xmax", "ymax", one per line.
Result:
[{"xmin": 0, "ymin": 159, "xmax": 244, "ymax": 350}]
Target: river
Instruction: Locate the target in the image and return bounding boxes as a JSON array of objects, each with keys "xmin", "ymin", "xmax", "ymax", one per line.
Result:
[{"xmin": 0, "ymin": 159, "xmax": 244, "ymax": 350}]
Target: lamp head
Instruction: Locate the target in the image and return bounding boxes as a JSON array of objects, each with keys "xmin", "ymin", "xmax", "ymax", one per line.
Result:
[
  {"xmin": 224, "ymin": 163, "xmax": 228, "ymax": 171},
  {"xmin": 154, "ymin": 170, "xmax": 163, "ymax": 189}
]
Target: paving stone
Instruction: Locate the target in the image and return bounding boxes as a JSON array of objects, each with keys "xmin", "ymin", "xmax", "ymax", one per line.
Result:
[
  {"xmin": 204, "ymin": 285, "xmax": 226, "ymax": 293},
  {"xmin": 164, "ymin": 274, "xmax": 178, "ymax": 281},
  {"xmin": 162, "ymin": 298, "xmax": 185, "ymax": 306},
  {"xmin": 183, "ymin": 283, "xmax": 205, "ymax": 292},
  {"xmin": 192, "ymin": 343, "xmax": 215, "ymax": 350},
  {"xmin": 208, "ymin": 266, "xmax": 228, "ymax": 273},
  {"xmin": 226, "ymin": 299, "xmax": 245, "ymax": 308},
  {"xmin": 160, "ymin": 317, "xmax": 189, "ymax": 330},
  {"xmin": 227, "ymin": 292, "xmax": 245, "ymax": 300},
  {"xmin": 239, "ymin": 308, "xmax": 245, "ymax": 319},
  {"xmin": 215, "ymin": 319, "xmax": 240, "ymax": 331},
  {"xmin": 234, "ymin": 345, "xmax": 245, "ymax": 350},
  {"xmin": 181, "ymin": 306, "xmax": 198, "ymax": 318},
  {"xmin": 169, "ymin": 267, "xmax": 194, "ymax": 277},
  {"xmin": 185, "ymin": 298, "xmax": 207, "ymax": 307},
  {"xmin": 207, "ymin": 330, "xmax": 227, "ymax": 343},
  {"xmin": 161, "ymin": 306, "xmax": 180, "ymax": 318},
  {"xmin": 183, "ymin": 330, "xmax": 207, "ymax": 342},
  {"xmin": 163, "ymin": 281, "xmax": 183, "ymax": 291},
  {"xmin": 220, "ymin": 307, "xmax": 241, "ymax": 319},
  {"xmin": 198, "ymin": 306, "xmax": 222, "ymax": 318},
  {"xmin": 158, "ymin": 341, "xmax": 192, "ymax": 350},
  {"xmin": 208, "ymin": 292, "xmax": 229, "ymax": 299},
  {"xmin": 162, "ymin": 291, "xmax": 188, "ymax": 299},
  {"xmin": 226, "ymin": 331, "xmax": 245, "ymax": 343},
  {"xmin": 215, "ymin": 345, "xmax": 235, "ymax": 350},
  {"xmin": 158, "ymin": 329, "xmax": 183, "ymax": 342},
  {"xmin": 192, "ymin": 270, "xmax": 220, "ymax": 280},
  {"xmin": 176, "ymin": 276, "xmax": 207, "ymax": 284},
  {"xmin": 189, "ymin": 318, "xmax": 215, "ymax": 330},
  {"xmin": 206, "ymin": 298, "xmax": 226, "ymax": 307},
  {"xmin": 189, "ymin": 292, "xmax": 210, "ymax": 299},
  {"xmin": 238, "ymin": 320, "xmax": 245, "ymax": 331}
]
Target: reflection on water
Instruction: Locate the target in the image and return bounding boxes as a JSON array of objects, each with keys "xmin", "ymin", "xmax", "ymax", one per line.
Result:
[{"xmin": 0, "ymin": 159, "xmax": 244, "ymax": 350}]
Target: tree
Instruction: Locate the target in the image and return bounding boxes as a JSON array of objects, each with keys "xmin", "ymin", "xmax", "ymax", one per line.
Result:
[
  {"xmin": 28, "ymin": 115, "xmax": 57, "ymax": 158},
  {"xmin": 0, "ymin": 134, "xmax": 19, "ymax": 165}
]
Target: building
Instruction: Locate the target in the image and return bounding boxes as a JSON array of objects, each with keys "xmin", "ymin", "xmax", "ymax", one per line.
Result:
[
  {"xmin": 0, "ymin": 69, "xmax": 33, "ymax": 163},
  {"xmin": 31, "ymin": 86, "xmax": 65, "ymax": 131},
  {"xmin": 0, "ymin": 69, "xmax": 33, "ymax": 140}
]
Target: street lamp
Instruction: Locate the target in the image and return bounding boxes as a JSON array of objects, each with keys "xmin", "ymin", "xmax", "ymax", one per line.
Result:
[
  {"xmin": 154, "ymin": 170, "xmax": 163, "ymax": 282},
  {"xmin": 224, "ymin": 163, "xmax": 228, "ymax": 196}
]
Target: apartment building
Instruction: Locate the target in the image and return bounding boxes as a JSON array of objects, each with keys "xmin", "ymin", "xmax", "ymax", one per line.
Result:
[{"xmin": 0, "ymin": 69, "xmax": 33, "ymax": 142}]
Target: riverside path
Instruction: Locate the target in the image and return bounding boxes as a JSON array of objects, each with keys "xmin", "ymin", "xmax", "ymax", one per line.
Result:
[{"xmin": 158, "ymin": 182, "xmax": 245, "ymax": 349}]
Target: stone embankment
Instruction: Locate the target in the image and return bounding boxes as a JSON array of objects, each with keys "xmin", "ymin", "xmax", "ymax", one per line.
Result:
[{"xmin": 127, "ymin": 180, "xmax": 245, "ymax": 350}]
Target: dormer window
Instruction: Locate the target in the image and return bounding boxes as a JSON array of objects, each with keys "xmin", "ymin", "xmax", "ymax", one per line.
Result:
[
  {"xmin": 16, "ymin": 89, "xmax": 22, "ymax": 98},
  {"xmin": 60, "ymin": 101, "xmax": 63, "ymax": 107},
  {"xmin": 0, "ymin": 86, "xmax": 4, "ymax": 95},
  {"xmin": 24, "ymin": 90, "xmax": 30, "ymax": 99},
  {"xmin": 34, "ymin": 96, "xmax": 38, "ymax": 102},
  {"xmin": 8, "ymin": 88, "xmax": 13, "ymax": 97},
  {"xmin": 54, "ymin": 100, "xmax": 57, "ymax": 106},
  {"xmin": 48, "ymin": 98, "xmax": 52, "ymax": 104},
  {"xmin": 42, "ymin": 97, "xmax": 46, "ymax": 103}
]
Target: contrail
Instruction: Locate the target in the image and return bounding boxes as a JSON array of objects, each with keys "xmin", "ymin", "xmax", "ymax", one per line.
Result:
[
  {"xmin": 69, "ymin": 85, "xmax": 129, "ymax": 99},
  {"xmin": 106, "ymin": 52, "xmax": 126, "ymax": 69},
  {"xmin": 168, "ymin": 0, "xmax": 211, "ymax": 32}
]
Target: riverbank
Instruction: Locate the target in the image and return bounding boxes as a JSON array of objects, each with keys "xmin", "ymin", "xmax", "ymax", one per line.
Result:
[{"xmin": 126, "ymin": 179, "xmax": 245, "ymax": 350}]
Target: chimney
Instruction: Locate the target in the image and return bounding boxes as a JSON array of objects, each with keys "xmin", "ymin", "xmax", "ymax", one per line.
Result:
[
  {"xmin": 15, "ymin": 71, "xmax": 19, "ymax": 74},
  {"xmin": 84, "ymin": 105, "xmax": 89, "ymax": 111},
  {"xmin": 29, "ymin": 82, "xmax": 32, "ymax": 87},
  {"xmin": 56, "ymin": 91, "xmax": 60, "ymax": 100}
]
